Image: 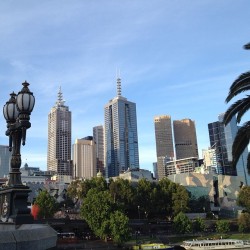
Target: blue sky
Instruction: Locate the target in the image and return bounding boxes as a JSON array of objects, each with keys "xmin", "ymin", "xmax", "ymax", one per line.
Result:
[{"xmin": 0, "ymin": 1, "xmax": 250, "ymax": 172}]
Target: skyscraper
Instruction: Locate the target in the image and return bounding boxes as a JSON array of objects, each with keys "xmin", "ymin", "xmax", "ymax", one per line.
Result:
[
  {"xmin": 72, "ymin": 137, "xmax": 96, "ymax": 179},
  {"xmin": 173, "ymin": 118, "xmax": 199, "ymax": 160},
  {"xmin": 0, "ymin": 145, "xmax": 11, "ymax": 177},
  {"xmin": 47, "ymin": 87, "xmax": 72, "ymax": 177},
  {"xmin": 208, "ymin": 113, "xmax": 249, "ymax": 184},
  {"xmin": 154, "ymin": 115, "xmax": 175, "ymax": 180},
  {"xmin": 104, "ymin": 77, "xmax": 139, "ymax": 178},
  {"xmin": 154, "ymin": 115, "xmax": 174, "ymax": 158},
  {"xmin": 93, "ymin": 125, "xmax": 104, "ymax": 176}
]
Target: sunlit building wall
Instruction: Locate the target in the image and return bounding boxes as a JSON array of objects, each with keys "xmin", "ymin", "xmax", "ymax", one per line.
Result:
[
  {"xmin": 47, "ymin": 88, "xmax": 72, "ymax": 177},
  {"xmin": 73, "ymin": 137, "xmax": 96, "ymax": 179}
]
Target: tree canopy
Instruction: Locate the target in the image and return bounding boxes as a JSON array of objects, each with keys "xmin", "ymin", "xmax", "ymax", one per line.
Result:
[
  {"xmin": 34, "ymin": 189, "xmax": 58, "ymax": 219},
  {"xmin": 223, "ymin": 42, "xmax": 250, "ymax": 171}
]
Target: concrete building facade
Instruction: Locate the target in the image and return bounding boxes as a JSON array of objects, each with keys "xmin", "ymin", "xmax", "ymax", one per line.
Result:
[
  {"xmin": 73, "ymin": 137, "xmax": 96, "ymax": 179},
  {"xmin": 0, "ymin": 145, "xmax": 11, "ymax": 177},
  {"xmin": 173, "ymin": 119, "xmax": 199, "ymax": 160},
  {"xmin": 47, "ymin": 87, "xmax": 72, "ymax": 177},
  {"xmin": 154, "ymin": 115, "xmax": 174, "ymax": 158}
]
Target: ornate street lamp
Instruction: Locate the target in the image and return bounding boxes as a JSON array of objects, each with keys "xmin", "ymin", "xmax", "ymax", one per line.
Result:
[
  {"xmin": 3, "ymin": 81, "xmax": 35, "ymax": 186},
  {"xmin": 0, "ymin": 81, "xmax": 35, "ymax": 224}
]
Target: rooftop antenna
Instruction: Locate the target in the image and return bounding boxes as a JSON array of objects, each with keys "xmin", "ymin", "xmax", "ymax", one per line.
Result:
[
  {"xmin": 116, "ymin": 69, "xmax": 121, "ymax": 97},
  {"xmin": 56, "ymin": 86, "xmax": 65, "ymax": 106}
]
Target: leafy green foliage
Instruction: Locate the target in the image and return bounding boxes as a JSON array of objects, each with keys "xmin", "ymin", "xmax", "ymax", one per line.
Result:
[
  {"xmin": 173, "ymin": 212, "xmax": 192, "ymax": 234},
  {"xmin": 80, "ymin": 188, "xmax": 130, "ymax": 244},
  {"xmin": 172, "ymin": 185, "xmax": 189, "ymax": 216},
  {"xmin": 237, "ymin": 186, "xmax": 250, "ymax": 212},
  {"xmin": 34, "ymin": 189, "xmax": 58, "ymax": 219},
  {"xmin": 216, "ymin": 220, "xmax": 230, "ymax": 234},
  {"xmin": 238, "ymin": 212, "xmax": 250, "ymax": 233},
  {"xmin": 67, "ymin": 177, "xmax": 108, "ymax": 201},
  {"xmin": 192, "ymin": 217, "xmax": 206, "ymax": 233},
  {"xmin": 224, "ymin": 43, "xmax": 250, "ymax": 170},
  {"xmin": 109, "ymin": 211, "xmax": 130, "ymax": 244}
]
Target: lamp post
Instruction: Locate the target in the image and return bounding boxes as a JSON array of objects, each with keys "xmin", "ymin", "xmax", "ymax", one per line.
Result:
[{"xmin": 0, "ymin": 81, "xmax": 35, "ymax": 224}]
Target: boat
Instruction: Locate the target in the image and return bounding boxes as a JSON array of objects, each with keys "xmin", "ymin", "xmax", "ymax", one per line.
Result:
[
  {"xmin": 57, "ymin": 232, "xmax": 78, "ymax": 244},
  {"xmin": 132, "ymin": 243, "xmax": 174, "ymax": 249},
  {"xmin": 181, "ymin": 239, "xmax": 250, "ymax": 250}
]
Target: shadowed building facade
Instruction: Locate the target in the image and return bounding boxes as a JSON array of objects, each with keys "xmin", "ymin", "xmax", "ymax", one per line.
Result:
[
  {"xmin": 173, "ymin": 118, "xmax": 199, "ymax": 160},
  {"xmin": 104, "ymin": 77, "xmax": 139, "ymax": 178},
  {"xmin": 47, "ymin": 87, "xmax": 72, "ymax": 178},
  {"xmin": 208, "ymin": 113, "xmax": 249, "ymax": 184},
  {"xmin": 154, "ymin": 115, "xmax": 175, "ymax": 180},
  {"xmin": 93, "ymin": 125, "xmax": 104, "ymax": 176},
  {"xmin": 0, "ymin": 145, "xmax": 11, "ymax": 178}
]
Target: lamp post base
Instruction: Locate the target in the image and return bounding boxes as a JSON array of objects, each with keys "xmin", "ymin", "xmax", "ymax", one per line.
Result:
[{"xmin": 0, "ymin": 185, "xmax": 33, "ymax": 224}]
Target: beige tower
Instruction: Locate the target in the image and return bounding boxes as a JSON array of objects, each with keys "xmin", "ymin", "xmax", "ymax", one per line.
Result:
[
  {"xmin": 173, "ymin": 119, "xmax": 199, "ymax": 160},
  {"xmin": 47, "ymin": 87, "xmax": 72, "ymax": 177},
  {"xmin": 154, "ymin": 115, "xmax": 174, "ymax": 158},
  {"xmin": 73, "ymin": 137, "xmax": 96, "ymax": 179},
  {"xmin": 154, "ymin": 115, "xmax": 174, "ymax": 180}
]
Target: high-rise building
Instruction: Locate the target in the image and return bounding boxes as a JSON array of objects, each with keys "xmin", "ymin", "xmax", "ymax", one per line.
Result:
[
  {"xmin": 104, "ymin": 77, "xmax": 139, "ymax": 178},
  {"xmin": 72, "ymin": 137, "xmax": 96, "ymax": 179},
  {"xmin": 47, "ymin": 87, "xmax": 72, "ymax": 177},
  {"xmin": 154, "ymin": 115, "xmax": 174, "ymax": 158},
  {"xmin": 208, "ymin": 113, "xmax": 249, "ymax": 184},
  {"xmin": 154, "ymin": 115, "xmax": 175, "ymax": 180},
  {"xmin": 0, "ymin": 145, "xmax": 11, "ymax": 177},
  {"xmin": 173, "ymin": 119, "xmax": 199, "ymax": 160},
  {"xmin": 93, "ymin": 125, "xmax": 104, "ymax": 176}
]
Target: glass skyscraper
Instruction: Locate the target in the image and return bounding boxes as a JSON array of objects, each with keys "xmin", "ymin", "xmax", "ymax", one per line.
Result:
[
  {"xmin": 208, "ymin": 113, "xmax": 249, "ymax": 184},
  {"xmin": 104, "ymin": 77, "xmax": 139, "ymax": 178}
]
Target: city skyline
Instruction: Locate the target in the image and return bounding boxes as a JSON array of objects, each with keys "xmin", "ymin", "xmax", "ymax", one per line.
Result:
[{"xmin": 0, "ymin": 1, "xmax": 250, "ymax": 172}]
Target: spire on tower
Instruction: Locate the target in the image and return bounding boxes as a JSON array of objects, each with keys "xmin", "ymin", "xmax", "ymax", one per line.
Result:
[
  {"xmin": 116, "ymin": 70, "xmax": 122, "ymax": 97},
  {"xmin": 56, "ymin": 86, "xmax": 65, "ymax": 106}
]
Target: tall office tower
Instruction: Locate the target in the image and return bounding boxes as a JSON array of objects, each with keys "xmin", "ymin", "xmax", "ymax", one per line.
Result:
[
  {"xmin": 208, "ymin": 113, "xmax": 249, "ymax": 184},
  {"xmin": 93, "ymin": 125, "xmax": 104, "ymax": 176},
  {"xmin": 47, "ymin": 87, "xmax": 72, "ymax": 178},
  {"xmin": 0, "ymin": 145, "xmax": 11, "ymax": 177},
  {"xmin": 72, "ymin": 137, "xmax": 96, "ymax": 179},
  {"xmin": 104, "ymin": 77, "xmax": 139, "ymax": 178},
  {"xmin": 173, "ymin": 118, "xmax": 199, "ymax": 160},
  {"xmin": 154, "ymin": 115, "xmax": 174, "ymax": 158},
  {"xmin": 154, "ymin": 115, "xmax": 174, "ymax": 180}
]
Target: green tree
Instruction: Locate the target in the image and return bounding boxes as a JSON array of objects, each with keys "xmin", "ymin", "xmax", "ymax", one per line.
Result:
[
  {"xmin": 237, "ymin": 186, "xmax": 250, "ymax": 212},
  {"xmin": 216, "ymin": 220, "xmax": 230, "ymax": 234},
  {"xmin": 173, "ymin": 212, "xmax": 192, "ymax": 234},
  {"xmin": 238, "ymin": 212, "xmax": 250, "ymax": 233},
  {"xmin": 135, "ymin": 179, "xmax": 154, "ymax": 218},
  {"xmin": 80, "ymin": 188, "xmax": 114, "ymax": 240},
  {"xmin": 109, "ymin": 178, "xmax": 135, "ymax": 206},
  {"xmin": 192, "ymin": 217, "xmax": 206, "ymax": 233},
  {"xmin": 67, "ymin": 177, "xmax": 108, "ymax": 202},
  {"xmin": 223, "ymin": 42, "xmax": 250, "ymax": 170},
  {"xmin": 156, "ymin": 178, "xmax": 172, "ymax": 219},
  {"xmin": 172, "ymin": 184, "xmax": 189, "ymax": 216},
  {"xmin": 80, "ymin": 188, "xmax": 130, "ymax": 243},
  {"xmin": 109, "ymin": 211, "xmax": 130, "ymax": 245},
  {"xmin": 34, "ymin": 189, "xmax": 58, "ymax": 219}
]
